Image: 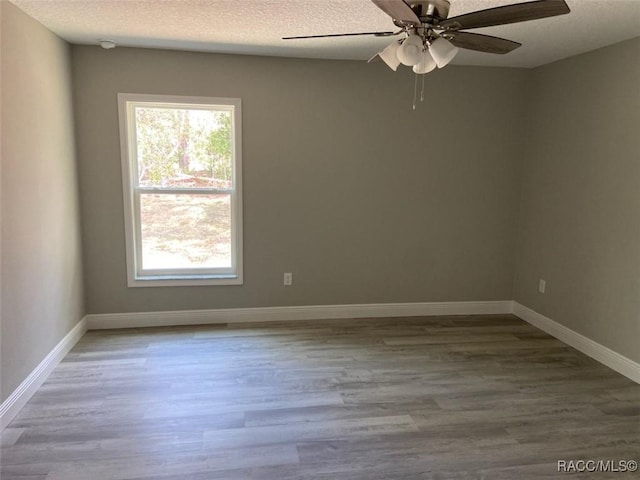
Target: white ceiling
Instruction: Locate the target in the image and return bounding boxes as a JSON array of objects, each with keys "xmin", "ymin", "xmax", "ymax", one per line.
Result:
[{"xmin": 11, "ymin": 0, "xmax": 640, "ymax": 68}]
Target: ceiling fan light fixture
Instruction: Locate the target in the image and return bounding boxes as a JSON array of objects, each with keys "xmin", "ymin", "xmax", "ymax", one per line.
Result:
[
  {"xmin": 429, "ymin": 37, "xmax": 459, "ymax": 68},
  {"xmin": 413, "ymin": 49, "xmax": 437, "ymax": 74},
  {"xmin": 379, "ymin": 40, "xmax": 401, "ymax": 71},
  {"xmin": 396, "ymin": 33, "xmax": 423, "ymax": 67}
]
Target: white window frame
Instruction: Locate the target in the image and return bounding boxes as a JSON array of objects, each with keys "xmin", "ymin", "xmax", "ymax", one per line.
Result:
[{"xmin": 117, "ymin": 93, "xmax": 243, "ymax": 287}]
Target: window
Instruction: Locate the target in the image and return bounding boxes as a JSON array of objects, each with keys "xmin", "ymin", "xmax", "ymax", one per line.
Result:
[{"xmin": 118, "ymin": 94, "xmax": 242, "ymax": 286}]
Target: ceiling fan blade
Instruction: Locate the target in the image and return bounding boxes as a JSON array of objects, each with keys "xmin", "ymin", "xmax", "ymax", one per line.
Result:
[
  {"xmin": 371, "ymin": 0, "xmax": 420, "ymax": 26},
  {"xmin": 368, "ymin": 53, "xmax": 383, "ymax": 63},
  {"xmin": 283, "ymin": 31, "xmax": 395, "ymax": 40},
  {"xmin": 446, "ymin": 31, "xmax": 521, "ymax": 54},
  {"xmin": 439, "ymin": 0, "xmax": 570, "ymax": 30}
]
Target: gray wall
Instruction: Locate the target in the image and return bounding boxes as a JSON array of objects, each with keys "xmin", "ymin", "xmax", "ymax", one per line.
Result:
[
  {"xmin": 514, "ymin": 38, "xmax": 640, "ymax": 363},
  {"xmin": 1, "ymin": 1, "xmax": 85, "ymax": 402},
  {"xmin": 71, "ymin": 46, "xmax": 527, "ymax": 314}
]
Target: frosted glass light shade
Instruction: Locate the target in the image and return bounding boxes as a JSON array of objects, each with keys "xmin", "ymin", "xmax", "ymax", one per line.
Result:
[
  {"xmin": 413, "ymin": 50, "xmax": 437, "ymax": 74},
  {"xmin": 379, "ymin": 41, "xmax": 401, "ymax": 71},
  {"xmin": 429, "ymin": 37, "xmax": 459, "ymax": 68},
  {"xmin": 397, "ymin": 34, "xmax": 423, "ymax": 66}
]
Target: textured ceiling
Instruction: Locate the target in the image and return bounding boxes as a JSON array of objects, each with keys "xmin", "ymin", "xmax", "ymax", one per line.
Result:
[{"xmin": 11, "ymin": 0, "xmax": 640, "ymax": 68}]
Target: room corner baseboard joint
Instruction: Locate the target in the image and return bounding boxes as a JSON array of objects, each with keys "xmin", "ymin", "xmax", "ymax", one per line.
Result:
[
  {"xmin": 511, "ymin": 302, "xmax": 640, "ymax": 384},
  {"xmin": 0, "ymin": 317, "xmax": 88, "ymax": 431}
]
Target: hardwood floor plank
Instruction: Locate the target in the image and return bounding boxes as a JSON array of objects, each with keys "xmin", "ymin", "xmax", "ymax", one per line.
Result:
[
  {"xmin": 245, "ymin": 403, "xmax": 432, "ymax": 428},
  {"xmin": 203, "ymin": 414, "xmax": 418, "ymax": 449},
  {"xmin": 43, "ymin": 444, "xmax": 300, "ymax": 480},
  {"xmin": 382, "ymin": 333, "xmax": 521, "ymax": 345},
  {"xmin": 0, "ymin": 462, "xmax": 51, "ymax": 480}
]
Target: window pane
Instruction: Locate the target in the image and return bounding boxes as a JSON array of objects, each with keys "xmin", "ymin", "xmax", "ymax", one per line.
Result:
[
  {"xmin": 140, "ymin": 193, "xmax": 231, "ymax": 270},
  {"xmin": 135, "ymin": 107, "xmax": 233, "ymax": 189}
]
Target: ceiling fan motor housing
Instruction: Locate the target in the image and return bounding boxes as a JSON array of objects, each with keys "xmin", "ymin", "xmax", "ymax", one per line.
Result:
[{"xmin": 406, "ymin": 0, "xmax": 450, "ymax": 24}]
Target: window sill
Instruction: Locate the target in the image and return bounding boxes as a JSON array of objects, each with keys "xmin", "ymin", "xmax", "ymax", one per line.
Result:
[{"xmin": 128, "ymin": 275, "xmax": 243, "ymax": 287}]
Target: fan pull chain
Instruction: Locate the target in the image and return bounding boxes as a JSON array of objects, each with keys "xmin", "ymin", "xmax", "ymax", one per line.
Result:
[
  {"xmin": 412, "ymin": 73, "xmax": 418, "ymax": 110},
  {"xmin": 421, "ymin": 74, "xmax": 425, "ymax": 102}
]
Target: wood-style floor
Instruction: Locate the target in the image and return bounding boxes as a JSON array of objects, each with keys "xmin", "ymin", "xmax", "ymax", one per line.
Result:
[{"xmin": 1, "ymin": 315, "xmax": 638, "ymax": 480}]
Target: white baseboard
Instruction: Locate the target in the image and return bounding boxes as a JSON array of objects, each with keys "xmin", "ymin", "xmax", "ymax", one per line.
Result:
[
  {"xmin": 512, "ymin": 302, "xmax": 640, "ymax": 384},
  {"xmin": 0, "ymin": 317, "xmax": 87, "ymax": 430},
  {"xmin": 85, "ymin": 300, "xmax": 513, "ymax": 330}
]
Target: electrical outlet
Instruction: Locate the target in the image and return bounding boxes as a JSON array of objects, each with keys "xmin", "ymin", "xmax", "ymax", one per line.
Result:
[
  {"xmin": 538, "ymin": 279, "xmax": 546, "ymax": 294},
  {"xmin": 284, "ymin": 272, "xmax": 292, "ymax": 286}
]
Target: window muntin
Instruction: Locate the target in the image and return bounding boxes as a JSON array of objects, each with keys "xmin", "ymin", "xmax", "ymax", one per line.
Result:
[{"xmin": 118, "ymin": 94, "xmax": 242, "ymax": 286}]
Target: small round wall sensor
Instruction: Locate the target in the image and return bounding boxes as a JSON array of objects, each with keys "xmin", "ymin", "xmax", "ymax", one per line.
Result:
[{"xmin": 99, "ymin": 40, "xmax": 116, "ymax": 50}]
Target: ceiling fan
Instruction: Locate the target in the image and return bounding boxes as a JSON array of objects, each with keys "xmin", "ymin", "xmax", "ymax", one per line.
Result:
[{"xmin": 283, "ymin": 0, "xmax": 571, "ymax": 74}]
